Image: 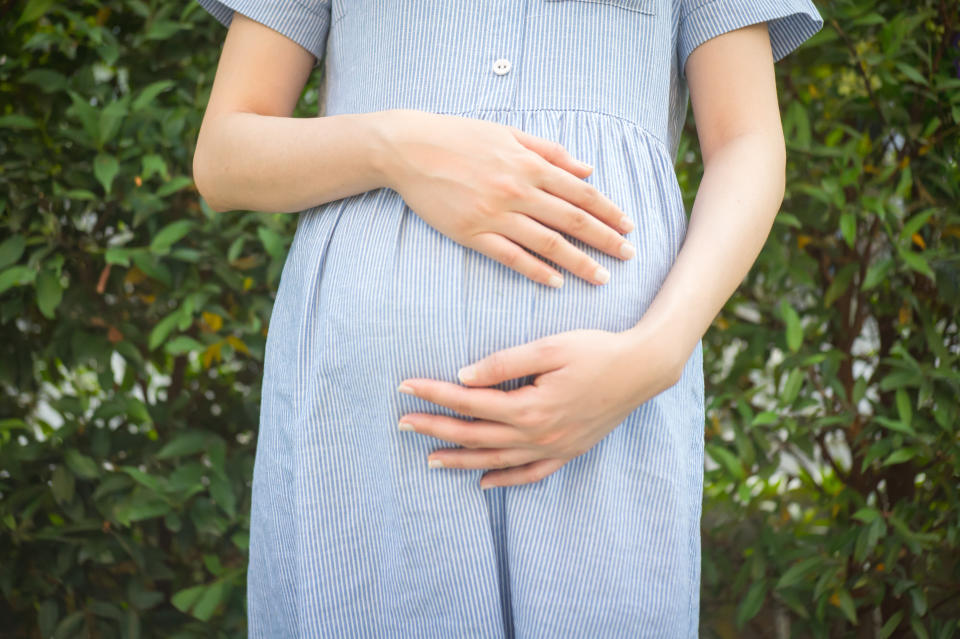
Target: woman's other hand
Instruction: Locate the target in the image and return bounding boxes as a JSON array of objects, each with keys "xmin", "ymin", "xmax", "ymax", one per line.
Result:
[
  {"xmin": 372, "ymin": 109, "xmax": 636, "ymax": 287},
  {"xmin": 395, "ymin": 324, "xmax": 684, "ymax": 489}
]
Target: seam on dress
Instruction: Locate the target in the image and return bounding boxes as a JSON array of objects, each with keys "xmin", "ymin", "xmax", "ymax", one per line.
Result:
[
  {"xmin": 288, "ymin": 0, "xmax": 323, "ymax": 17},
  {"xmin": 544, "ymin": 0, "xmax": 657, "ymax": 15},
  {"xmin": 435, "ymin": 106, "xmax": 672, "ymax": 159},
  {"xmin": 677, "ymin": 0, "xmax": 720, "ymax": 24}
]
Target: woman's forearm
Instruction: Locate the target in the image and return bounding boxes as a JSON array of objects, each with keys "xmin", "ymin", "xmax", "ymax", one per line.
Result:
[
  {"xmin": 192, "ymin": 110, "xmax": 393, "ymax": 214},
  {"xmin": 624, "ymin": 130, "xmax": 786, "ymax": 376}
]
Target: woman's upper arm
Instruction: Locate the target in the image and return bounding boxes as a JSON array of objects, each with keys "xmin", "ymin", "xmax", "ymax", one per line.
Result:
[
  {"xmin": 676, "ymin": 0, "xmax": 824, "ymax": 163},
  {"xmin": 193, "ymin": 0, "xmax": 333, "ymax": 120},
  {"xmin": 685, "ymin": 23, "xmax": 783, "ymax": 164}
]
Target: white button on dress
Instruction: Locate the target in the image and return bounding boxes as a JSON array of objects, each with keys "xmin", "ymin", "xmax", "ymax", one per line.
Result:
[{"xmin": 492, "ymin": 57, "xmax": 511, "ymax": 75}]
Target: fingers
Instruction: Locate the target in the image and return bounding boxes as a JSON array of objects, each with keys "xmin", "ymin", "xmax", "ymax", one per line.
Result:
[
  {"xmin": 467, "ymin": 231, "xmax": 566, "ymax": 288},
  {"xmin": 498, "ymin": 211, "xmax": 623, "ymax": 286},
  {"xmin": 457, "ymin": 339, "xmax": 564, "ymax": 386},
  {"xmin": 398, "ymin": 413, "xmax": 530, "ymax": 449},
  {"xmin": 427, "ymin": 446, "xmax": 542, "ymax": 471},
  {"xmin": 508, "ymin": 126, "xmax": 593, "ymax": 178},
  {"xmin": 534, "ymin": 161, "xmax": 634, "ymax": 235},
  {"xmin": 397, "ymin": 378, "xmax": 529, "ymax": 424},
  {"xmin": 515, "ymin": 190, "xmax": 635, "ymax": 263},
  {"xmin": 479, "ymin": 457, "xmax": 567, "ymax": 489}
]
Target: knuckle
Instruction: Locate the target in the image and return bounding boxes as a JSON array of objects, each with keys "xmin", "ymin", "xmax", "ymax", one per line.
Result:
[
  {"xmin": 491, "ymin": 174, "xmax": 525, "ymax": 200},
  {"xmin": 488, "ymin": 451, "xmax": 509, "ymax": 468},
  {"xmin": 450, "ymin": 397, "xmax": 470, "ymax": 416},
  {"xmin": 541, "ymin": 230, "xmax": 563, "ymax": 255},
  {"xmin": 581, "ymin": 184, "xmax": 599, "ymax": 208},
  {"xmin": 518, "ymin": 152, "xmax": 543, "ymax": 176},
  {"xmin": 536, "ymin": 340, "xmax": 562, "ymax": 362},
  {"xmin": 566, "ymin": 208, "xmax": 588, "ymax": 233},
  {"xmin": 460, "ymin": 430, "xmax": 483, "ymax": 448},
  {"xmin": 487, "ymin": 355, "xmax": 508, "ymax": 380},
  {"xmin": 499, "ymin": 246, "xmax": 520, "ymax": 268}
]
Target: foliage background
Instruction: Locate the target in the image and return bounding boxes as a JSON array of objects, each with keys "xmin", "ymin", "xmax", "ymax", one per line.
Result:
[{"xmin": 1, "ymin": 0, "xmax": 958, "ymax": 637}]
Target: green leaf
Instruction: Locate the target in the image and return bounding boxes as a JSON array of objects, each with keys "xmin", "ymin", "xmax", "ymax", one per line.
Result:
[
  {"xmin": 852, "ymin": 507, "xmax": 880, "ymax": 524},
  {"xmin": 94, "ymin": 154, "xmax": 120, "ymax": 195},
  {"xmin": 776, "ymin": 557, "xmax": 823, "ymax": 589},
  {"xmin": 148, "ymin": 307, "xmax": 187, "ymax": 351},
  {"xmin": 155, "ymin": 176, "xmax": 194, "ymax": 197},
  {"xmin": 258, "ymin": 226, "xmax": 287, "ymax": 259},
  {"xmin": 0, "ymin": 265, "xmax": 36, "ymax": 295},
  {"xmin": 881, "ymin": 447, "xmax": 918, "ymax": 466},
  {"xmin": 51, "ymin": 465, "xmax": 75, "ymax": 504},
  {"xmin": 833, "ymin": 589, "xmax": 858, "ymax": 624},
  {"xmin": 132, "ymin": 80, "xmax": 176, "ymax": 112},
  {"xmin": 780, "ymin": 299, "xmax": 803, "ymax": 352},
  {"xmin": 0, "ymin": 114, "xmax": 37, "ymax": 129},
  {"xmin": 839, "ymin": 211, "xmax": 856, "ymax": 248},
  {"xmin": 164, "ymin": 336, "xmax": 205, "ymax": 355},
  {"xmin": 706, "ymin": 444, "xmax": 744, "ymax": 480},
  {"xmin": 895, "ymin": 388, "xmax": 912, "ymax": 427},
  {"xmin": 874, "ymin": 415, "xmax": 916, "ymax": 437},
  {"xmin": 863, "ymin": 257, "xmax": 893, "ymax": 291},
  {"xmin": 65, "ymin": 450, "xmax": 100, "ymax": 480},
  {"xmin": 781, "ymin": 368, "xmax": 804, "ymax": 404},
  {"xmin": 35, "ymin": 269, "xmax": 63, "ymax": 319},
  {"xmin": 191, "ymin": 581, "xmax": 227, "ymax": 621},
  {"xmin": 209, "ymin": 473, "xmax": 236, "ymax": 518},
  {"xmin": 735, "ymin": 578, "xmax": 767, "ymax": 628},
  {"xmin": 17, "ymin": 0, "xmax": 55, "ymax": 25},
  {"xmin": 156, "ymin": 431, "xmax": 209, "ymax": 459},
  {"xmin": 824, "ymin": 263, "xmax": 858, "ymax": 309},
  {"xmin": 149, "ymin": 220, "xmax": 194, "ymax": 254},
  {"xmin": 897, "ymin": 246, "xmax": 935, "ymax": 280},
  {"xmin": 878, "ymin": 611, "xmax": 903, "ymax": 639},
  {"xmin": 141, "ymin": 154, "xmax": 169, "ymax": 181},
  {"xmin": 0, "ymin": 235, "xmax": 25, "ymax": 270},
  {"xmin": 751, "ymin": 411, "xmax": 778, "ymax": 426},
  {"xmin": 171, "ymin": 585, "xmax": 205, "ymax": 614},
  {"xmin": 895, "ymin": 62, "xmax": 928, "ymax": 86}
]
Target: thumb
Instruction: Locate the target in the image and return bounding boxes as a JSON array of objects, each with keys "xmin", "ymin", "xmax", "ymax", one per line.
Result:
[{"xmin": 457, "ymin": 338, "xmax": 564, "ymax": 386}]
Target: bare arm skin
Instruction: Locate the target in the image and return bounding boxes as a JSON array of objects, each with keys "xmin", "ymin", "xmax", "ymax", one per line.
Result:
[
  {"xmin": 192, "ymin": 12, "xmax": 634, "ymax": 287},
  {"xmin": 192, "ymin": 12, "xmax": 389, "ymax": 213},
  {"xmin": 624, "ymin": 21, "xmax": 788, "ymax": 372}
]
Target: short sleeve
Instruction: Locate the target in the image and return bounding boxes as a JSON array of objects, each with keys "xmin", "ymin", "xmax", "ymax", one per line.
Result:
[
  {"xmin": 194, "ymin": 0, "xmax": 332, "ymax": 68},
  {"xmin": 677, "ymin": 0, "xmax": 824, "ymax": 78}
]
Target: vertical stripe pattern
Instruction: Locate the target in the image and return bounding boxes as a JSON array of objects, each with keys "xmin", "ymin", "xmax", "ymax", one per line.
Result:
[{"xmin": 193, "ymin": 0, "xmax": 823, "ymax": 637}]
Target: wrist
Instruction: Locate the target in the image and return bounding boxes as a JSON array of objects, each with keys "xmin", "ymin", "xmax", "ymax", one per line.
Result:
[
  {"xmin": 621, "ymin": 315, "xmax": 693, "ymax": 385},
  {"xmin": 363, "ymin": 108, "xmax": 407, "ymax": 192}
]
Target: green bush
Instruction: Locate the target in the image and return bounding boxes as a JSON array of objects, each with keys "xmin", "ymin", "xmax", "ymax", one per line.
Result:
[{"xmin": 0, "ymin": 0, "xmax": 957, "ymax": 637}]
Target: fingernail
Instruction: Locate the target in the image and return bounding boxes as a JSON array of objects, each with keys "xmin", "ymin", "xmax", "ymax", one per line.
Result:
[
  {"xmin": 457, "ymin": 366, "xmax": 476, "ymax": 383},
  {"xmin": 619, "ymin": 242, "xmax": 636, "ymax": 259},
  {"xmin": 579, "ymin": 160, "xmax": 593, "ymax": 171},
  {"xmin": 397, "ymin": 383, "xmax": 415, "ymax": 395},
  {"xmin": 547, "ymin": 274, "xmax": 563, "ymax": 288},
  {"xmin": 594, "ymin": 266, "xmax": 610, "ymax": 284},
  {"xmin": 428, "ymin": 458, "xmax": 444, "ymax": 469},
  {"xmin": 398, "ymin": 421, "xmax": 415, "ymax": 431},
  {"xmin": 620, "ymin": 216, "xmax": 635, "ymax": 233}
]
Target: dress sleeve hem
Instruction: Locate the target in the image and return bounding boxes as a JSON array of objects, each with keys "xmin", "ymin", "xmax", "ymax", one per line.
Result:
[
  {"xmin": 676, "ymin": 0, "xmax": 823, "ymax": 79},
  {"xmin": 194, "ymin": 0, "xmax": 331, "ymax": 68}
]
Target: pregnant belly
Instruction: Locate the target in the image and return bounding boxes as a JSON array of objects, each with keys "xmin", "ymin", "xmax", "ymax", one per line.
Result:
[{"xmin": 278, "ymin": 169, "xmax": 684, "ymax": 397}]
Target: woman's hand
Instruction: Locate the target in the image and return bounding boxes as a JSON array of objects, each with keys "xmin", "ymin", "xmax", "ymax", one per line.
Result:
[
  {"xmin": 395, "ymin": 325, "xmax": 685, "ymax": 489},
  {"xmin": 374, "ymin": 109, "xmax": 636, "ymax": 287}
]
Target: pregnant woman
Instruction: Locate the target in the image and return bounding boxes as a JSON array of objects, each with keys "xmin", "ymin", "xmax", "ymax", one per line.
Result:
[{"xmin": 191, "ymin": 1, "xmax": 822, "ymax": 636}]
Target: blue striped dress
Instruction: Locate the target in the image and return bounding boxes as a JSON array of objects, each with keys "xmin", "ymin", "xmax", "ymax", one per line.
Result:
[{"xmin": 193, "ymin": 1, "xmax": 823, "ymax": 636}]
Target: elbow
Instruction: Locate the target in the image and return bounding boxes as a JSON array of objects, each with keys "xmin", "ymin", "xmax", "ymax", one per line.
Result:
[{"xmin": 192, "ymin": 144, "xmax": 230, "ymax": 213}]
